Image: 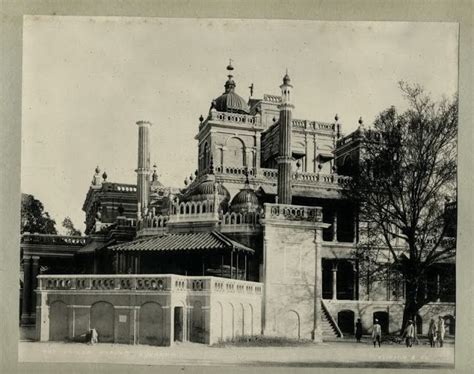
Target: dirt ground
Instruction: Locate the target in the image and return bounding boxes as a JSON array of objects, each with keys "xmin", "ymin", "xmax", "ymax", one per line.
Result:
[{"xmin": 18, "ymin": 339, "xmax": 454, "ymax": 369}]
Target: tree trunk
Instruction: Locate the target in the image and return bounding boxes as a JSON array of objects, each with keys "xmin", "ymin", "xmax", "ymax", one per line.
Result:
[{"xmin": 400, "ymin": 276, "xmax": 421, "ymax": 336}]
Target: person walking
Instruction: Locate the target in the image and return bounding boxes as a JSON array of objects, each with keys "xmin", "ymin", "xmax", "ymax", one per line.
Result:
[
  {"xmin": 437, "ymin": 316, "xmax": 445, "ymax": 347},
  {"xmin": 355, "ymin": 318, "xmax": 363, "ymax": 343},
  {"xmin": 403, "ymin": 320, "xmax": 415, "ymax": 347},
  {"xmin": 428, "ymin": 319, "xmax": 438, "ymax": 348},
  {"xmin": 372, "ymin": 319, "xmax": 382, "ymax": 347}
]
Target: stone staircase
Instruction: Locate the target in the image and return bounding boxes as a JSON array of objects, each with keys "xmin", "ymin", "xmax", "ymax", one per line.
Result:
[{"xmin": 321, "ymin": 301, "xmax": 343, "ymax": 339}]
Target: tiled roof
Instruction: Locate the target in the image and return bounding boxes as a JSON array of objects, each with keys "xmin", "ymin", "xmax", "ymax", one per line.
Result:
[{"xmin": 109, "ymin": 231, "xmax": 254, "ymax": 254}]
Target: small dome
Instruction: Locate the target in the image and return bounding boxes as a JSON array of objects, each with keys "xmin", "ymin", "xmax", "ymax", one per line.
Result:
[
  {"xmin": 187, "ymin": 179, "xmax": 230, "ymax": 213},
  {"xmin": 230, "ymin": 185, "xmax": 261, "ymax": 213}
]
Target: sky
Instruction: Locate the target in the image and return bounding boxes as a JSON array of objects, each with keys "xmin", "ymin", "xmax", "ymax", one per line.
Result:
[{"xmin": 21, "ymin": 17, "xmax": 458, "ymax": 233}]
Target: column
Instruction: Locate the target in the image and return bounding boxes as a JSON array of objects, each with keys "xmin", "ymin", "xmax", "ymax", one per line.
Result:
[
  {"xmin": 332, "ymin": 262, "xmax": 338, "ymax": 300},
  {"xmin": 236, "ymin": 252, "xmax": 239, "ymax": 280},
  {"xmin": 230, "ymin": 251, "xmax": 233, "ymax": 279},
  {"xmin": 21, "ymin": 256, "xmax": 32, "ymax": 325},
  {"xmin": 31, "ymin": 256, "xmax": 40, "ymax": 318},
  {"xmin": 313, "ymin": 228, "xmax": 323, "ymax": 342},
  {"xmin": 332, "ymin": 211, "xmax": 338, "ymax": 242}
]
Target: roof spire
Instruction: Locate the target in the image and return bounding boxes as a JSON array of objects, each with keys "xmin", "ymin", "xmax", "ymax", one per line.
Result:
[{"xmin": 225, "ymin": 59, "xmax": 236, "ymax": 92}]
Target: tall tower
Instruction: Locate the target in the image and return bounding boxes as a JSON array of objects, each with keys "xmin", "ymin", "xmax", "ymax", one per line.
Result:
[
  {"xmin": 136, "ymin": 120, "xmax": 152, "ymax": 218},
  {"xmin": 276, "ymin": 71, "xmax": 294, "ymax": 205}
]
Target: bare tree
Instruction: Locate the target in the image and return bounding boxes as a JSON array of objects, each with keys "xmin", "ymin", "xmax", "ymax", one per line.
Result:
[{"xmin": 347, "ymin": 82, "xmax": 457, "ymax": 332}]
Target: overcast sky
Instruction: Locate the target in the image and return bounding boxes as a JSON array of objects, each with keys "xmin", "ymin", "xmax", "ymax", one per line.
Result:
[{"xmin": 21, "ymin": 17, "xmax": 458, "ymax": 233}]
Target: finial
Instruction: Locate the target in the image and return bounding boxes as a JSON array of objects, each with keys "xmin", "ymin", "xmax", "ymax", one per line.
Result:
[
  {"xmin": 194, "ymin": 169, "xmax": 198, "ymax": 176},
  {"xmin": 152, "ymin": 164, "xmax": 158, "ymax": 182},
  {"xmin": 358, "ymin": 117, "xmax": 363, "ymax": 125},
  {"xmin": 296, "ymin": 160, "xmax": 301, "ymax": 170},
  {"xmin": 335, "ymin": 114, "xmax": 339, "ymax": 122},
  {"xmin": 283, "ymin": 69, "xmax": 291, "ymax": 85},
  {"xmin": 189, "ymin": 173, "xmax": 194, "ymax": 181},
  {"xmin": 199, "ymin": 114, "xmax": 204, "ymax": 123},
  {"xmin": 244, "ymin": 167, "xmax": 250, "ymax": 186},
  {"xmin": 249, "ymin": 83, "xmax": 254, "ymax": 97},
  {"xmin": 102, "ymin": 171, "xmax": 107, "ymax": 181},
  {"xmin": 95, "ymin": 165, "xmax": 100, "ymax": 174},
  {"xmin": 184, "ymin": 177, "xmax": 189, "ymax": 186},
  {"xmin": 227, "ymin": 59, "xmax": 234, "ymax": 71},
  {"xmin": 272, "ymin": 117, "xmax": 276, "ymax": 123}
]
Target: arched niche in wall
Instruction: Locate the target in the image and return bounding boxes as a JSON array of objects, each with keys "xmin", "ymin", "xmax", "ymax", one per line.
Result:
[{"xmin": 225, "ymin": 137, "xmax": 246, "ymax": 168}]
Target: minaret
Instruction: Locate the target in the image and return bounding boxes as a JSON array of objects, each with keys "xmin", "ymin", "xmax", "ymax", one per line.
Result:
[
  {"xmin": 276, "ymin": 71, "xmax": 294, "ymax": 205},
  {"xmin": 135, "ymin": 120, "xmax": 152, "ymax": 218}
]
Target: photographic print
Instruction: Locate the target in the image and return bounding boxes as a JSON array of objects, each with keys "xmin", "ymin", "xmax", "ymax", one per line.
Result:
[{"xmin": 18, "ymin": 16, "xmax": 458, "ymax": 369}]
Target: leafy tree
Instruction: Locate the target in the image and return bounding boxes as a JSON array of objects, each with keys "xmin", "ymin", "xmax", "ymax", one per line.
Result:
[
  {"xmin": 62, "ymin": 216, "xmax": 82, "ymax": 236},
  {"xmin": 347, "ymin": 82, "xmax": 457, "ymax": 332},
  {"xmin": 21, "ymin": 193, "xmax": 57, "ymax": 234}
]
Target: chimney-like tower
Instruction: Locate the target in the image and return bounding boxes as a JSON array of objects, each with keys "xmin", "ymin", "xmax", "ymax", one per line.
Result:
[
  {"xmin": 276, "ymin": 71, "xmax": 294, "ymax": 205},
  {"xmin": 136, "ymin": 120, "xmax": 152, "ymax": 218}
]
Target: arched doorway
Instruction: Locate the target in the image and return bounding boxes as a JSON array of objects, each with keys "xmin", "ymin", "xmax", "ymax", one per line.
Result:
[
  {"xmin": 373, "ymin": 311, "xmax": 389, "ymax": 335},
  {"xmin": 138, "ymin": 302, "xmax": 164, "ymax": 346},
  {"xmin": 338, "ymin": 310, "xmax": 355, "ymax": 335},
  {"xmin": 190, "ymin": 301, "xmax": 204, "ymax": 343},
  {"xmin": 444, "ymin": 315, "xmax": 455, "ymax": 335},
  {"xmin": 90, "ymin": 301, "xmax": 114, "ymax": 343},
  {"xmin": 278, "ymin": 310, "xmax": 300, "ymax": 340},
  {"xmin": 49, "ymin": 301, "xmax": 68, "ymax": 341}
]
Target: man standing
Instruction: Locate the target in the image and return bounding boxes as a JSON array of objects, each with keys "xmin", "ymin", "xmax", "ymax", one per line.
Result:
[
  {"xmin": 372, "ymin": 319, "xmax": 382, "ymax": 347},
  {"xmin": 437, "ymin": 316, "xmax": 445, "ymax": 347},
  {"xmin": 355, "ymin": 318, "xmax": 363, "ymax": 343},
  {"xmin": 403, "ymin": 320, "xmax": 415, "ymax": 347}
]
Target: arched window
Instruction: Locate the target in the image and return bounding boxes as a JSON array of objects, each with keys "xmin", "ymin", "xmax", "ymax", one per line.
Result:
[{"xmin": 225, "ymin": 137, "xmax": 246, "ymax": 168}]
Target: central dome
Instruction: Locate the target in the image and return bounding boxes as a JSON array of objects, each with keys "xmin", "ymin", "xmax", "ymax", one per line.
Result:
[
  {"xmin": 214, "ymin": 90, "xmax": 250, "ymax": 114},
  {"xmin": 212, "ymin": 61, "xmax": 250, "ymax": 114}
]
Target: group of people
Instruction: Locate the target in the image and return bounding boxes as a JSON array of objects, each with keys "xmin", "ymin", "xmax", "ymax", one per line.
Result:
[{"xmin": 354, "ymin": 316, "xmax": 447, "ymax": 348}]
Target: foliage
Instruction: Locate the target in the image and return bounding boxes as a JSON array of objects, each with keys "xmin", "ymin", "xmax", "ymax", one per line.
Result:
[
  {"xmin": 62, "ymin": 216, "xmax": 82, "ymax": 236},
  {"xmin": 347, "ymin": 82, "xmax": 457, "ymax": 331},
  {"xmin": 21, "ymin": 193, "xmax": 57, "ymax": 234}
]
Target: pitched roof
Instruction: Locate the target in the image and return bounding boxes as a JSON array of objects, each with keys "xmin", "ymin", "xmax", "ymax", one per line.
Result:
[{"xmin": 109, "ymin": 231, "xmax": 254, "ymax": 254}]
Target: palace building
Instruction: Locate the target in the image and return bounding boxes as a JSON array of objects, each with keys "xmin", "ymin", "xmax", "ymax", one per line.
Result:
[{"xmin": 20, "ymin": 62, "xmax": 456, "ymax": 345}]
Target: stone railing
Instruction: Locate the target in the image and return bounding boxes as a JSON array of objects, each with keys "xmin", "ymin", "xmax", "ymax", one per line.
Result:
[
  {"xmin": 221, "ymin": 211, "xmax": 262, "ymax": 226},
  {"xmin": 140, "ymin": 214, "xmax": 169, "ymax": 230},
  {"xmin": 37, "ymin": 274, "xmax": 263, "ymax": 296},
  {"xmin": 209, "ymin": 111, "xmax": 262, "ymax": 127},
  {"xmin": 215, "ymin": 165, "xmax": 256, "ymax": 176},
  {"xmin": 21, "ymin": 234, "xmax": 87, "ymax": 246},
  {"xmin": 260, "ymin": 168, "xmax": 278, "ymax": 179},
  {"xmin": 264, "ymin": 203, "xmax": 323, "ymax": 222},
  {"xmin": 292, "ymin": 119, "xmax": 335, "ymax": 132},
  {"xmin": 263, "ymin": 94, "xmax": 282, "ymax": 103}
]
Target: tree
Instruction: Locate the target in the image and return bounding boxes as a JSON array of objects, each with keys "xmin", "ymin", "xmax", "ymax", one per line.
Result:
[
  {"xmin": 21, "ymin": 193, "xmax": 57, "ymax": 234},
  {"xmin": 347, "ymin": 82, "xmax": 457, "ymax": 333},
  {"xmin": 62, "ymin": 216, "xmax": 82, "ymax": 236}
]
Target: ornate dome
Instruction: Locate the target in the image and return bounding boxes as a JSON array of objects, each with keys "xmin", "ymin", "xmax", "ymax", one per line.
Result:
[
  {"xmin": 230, "ymin": 177, "xmax": 261, "ymax": 213},
  {"xmin": 214, "ymin": 90, "xmax": 250, "ymax": 114},
  {"xmin": 187, "ymin": 179, "xmax": 231, "ymax": 212},
  {"xmin": 212, "ymin": 61, "xmax": 250, "ymax": 114}
]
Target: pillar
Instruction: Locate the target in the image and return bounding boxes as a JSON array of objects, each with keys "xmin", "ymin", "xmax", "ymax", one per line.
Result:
[
  {"xmin": 332, "ymin": 262, "xmax": 338, "ymax": 300},
  {"xmin": 21, "ymin": 256, "xmax": 32, "ymax": 325},
  {"xmin": 332, "ymin": 211, "xmax": 338, "ymax": 242},
  {"xmin": 31, "ymin": 256, "xmax": 40, "ymax": 318},
  {"xmin": 276, "ymin": 72, "xmax": 294, "ymax": 205},
  {"xmin": 136, "ymin": 120, "xmax": 152, "ymax": 219},
  {"xmin": 313, "ymin": 228, "xmax": 323, "ymax": 342}
]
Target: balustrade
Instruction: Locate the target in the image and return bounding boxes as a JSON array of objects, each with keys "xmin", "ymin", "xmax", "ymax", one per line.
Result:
[
  {"xmin": 210, "ymin": 111, "xmax": 262, "ymax": 127},
  {"xmin": 21, "ymin": 234, "xmax": 87, "ymax": 246},
  {"xmin": 38, "ymin": 274, "xmax": 263, "ymax": 296},
  {"xmin": 265, "ymin": 203, "xmax": 323, "ymax": 222}
]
